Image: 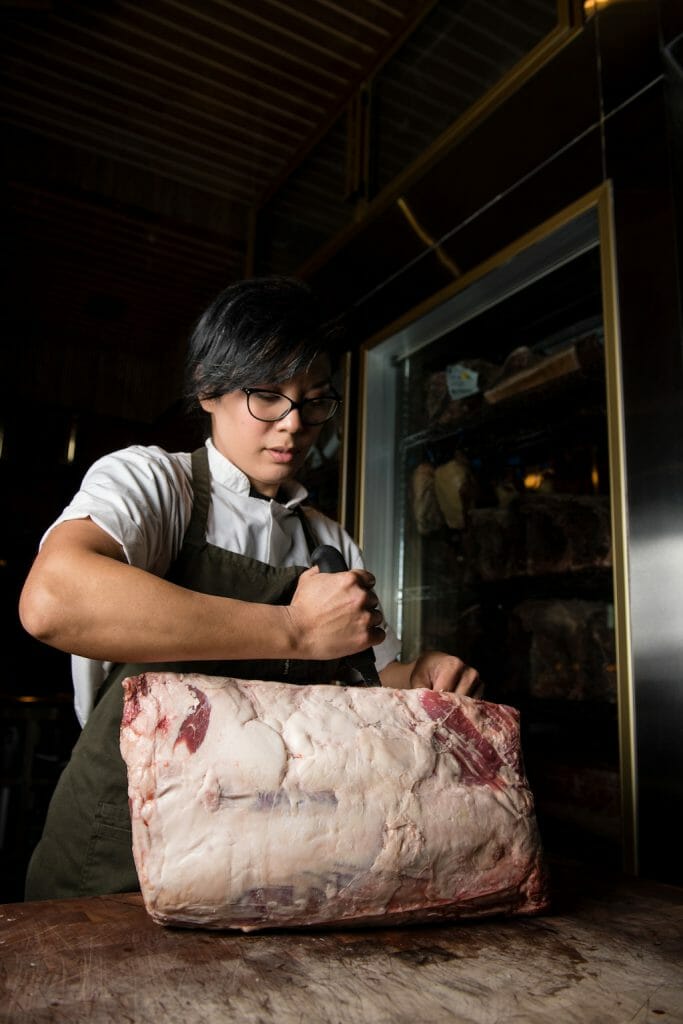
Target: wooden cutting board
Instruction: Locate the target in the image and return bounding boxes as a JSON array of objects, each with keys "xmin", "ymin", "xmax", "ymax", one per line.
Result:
[{"xmin": 2, "ymin": 866, "xmax": 682, "ymax": 1023}]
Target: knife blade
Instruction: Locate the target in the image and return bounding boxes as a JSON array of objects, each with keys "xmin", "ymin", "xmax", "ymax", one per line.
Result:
[{"xmin": 310, "ymin": 544, "xmax": 382, "ymax": 687}]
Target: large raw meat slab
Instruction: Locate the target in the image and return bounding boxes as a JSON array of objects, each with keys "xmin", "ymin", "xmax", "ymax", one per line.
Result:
[{"xmin": 120, "ymin": 673, "xmax": 549, "ymax": 931}]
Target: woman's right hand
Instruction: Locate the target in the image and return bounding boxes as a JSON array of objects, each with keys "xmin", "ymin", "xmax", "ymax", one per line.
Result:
[{"xmin": 286, "ymin": 566, "xmax": 385, "ymax": 660}]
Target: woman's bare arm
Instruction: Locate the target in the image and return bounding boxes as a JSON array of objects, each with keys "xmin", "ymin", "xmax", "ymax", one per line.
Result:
[{"xmin": 19, "ymin": 519, "xmax": 384, "ymax": 665}]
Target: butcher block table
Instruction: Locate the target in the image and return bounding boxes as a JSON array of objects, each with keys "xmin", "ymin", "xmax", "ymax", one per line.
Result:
[{"xmin": 1, "ymin": 864, "xmax": 681, "ymax": 1024}]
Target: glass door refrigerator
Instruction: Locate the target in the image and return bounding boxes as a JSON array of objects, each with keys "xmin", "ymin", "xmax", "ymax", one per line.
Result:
[{"xmin": 358, "ymin": 187, "xmax": 634, "ymax": 873}]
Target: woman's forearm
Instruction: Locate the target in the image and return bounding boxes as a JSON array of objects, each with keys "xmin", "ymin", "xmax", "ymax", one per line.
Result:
[
  {"xmin": 20, "ymin": 542, "xmax": 291, "ymax": 663},
  {"xmin": 19, "ymin": 519, "xmax": 381, "ymax": 666},
  {"xmin": 379, "ymin": 659, "xmax": 414, "ymax": 688}
]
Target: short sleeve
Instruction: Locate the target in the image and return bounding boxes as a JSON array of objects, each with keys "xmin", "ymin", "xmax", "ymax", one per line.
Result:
[{"xmin": 42, "ymin": 445, "xmax": 193, "ymax": 576}]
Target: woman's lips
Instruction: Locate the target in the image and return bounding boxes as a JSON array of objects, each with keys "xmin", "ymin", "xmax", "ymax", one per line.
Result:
[{"xmin": 266, "ymin": 447, "xmax": 297, "ymax": 464}]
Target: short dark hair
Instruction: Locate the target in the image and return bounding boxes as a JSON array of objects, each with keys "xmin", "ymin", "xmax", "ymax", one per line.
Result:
[{"xmin": 185, "ymin": 276, "xmax": 341, "ymax": 407}]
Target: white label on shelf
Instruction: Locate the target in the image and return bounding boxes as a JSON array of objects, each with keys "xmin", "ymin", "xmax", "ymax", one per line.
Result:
[{"xmin": 446, "ymin": 363, "xmax": 479, "ymax": 399}]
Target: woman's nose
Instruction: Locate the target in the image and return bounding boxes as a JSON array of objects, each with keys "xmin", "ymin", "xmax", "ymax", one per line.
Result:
[{"xmin": 277, "ymin": 406, "xmax": 305, "ymax": 431}]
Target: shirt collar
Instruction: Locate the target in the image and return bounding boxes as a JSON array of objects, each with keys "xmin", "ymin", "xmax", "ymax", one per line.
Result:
[{"xmin": 205, "ymin": 438, "xmax": 309, "ymax": 509}]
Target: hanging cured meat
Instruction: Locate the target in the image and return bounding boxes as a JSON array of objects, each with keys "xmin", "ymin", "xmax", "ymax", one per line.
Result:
[{"xmin": 411, "ymin": 461, "xmax": 445, "ymax": 534}]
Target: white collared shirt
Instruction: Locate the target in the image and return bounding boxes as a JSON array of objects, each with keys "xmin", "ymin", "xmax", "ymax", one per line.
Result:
[{"xmin": 44, "ymin": 439, "xmax": 401, "ymax": 724}]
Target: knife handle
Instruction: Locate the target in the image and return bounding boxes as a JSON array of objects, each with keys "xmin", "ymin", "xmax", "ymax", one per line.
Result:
[
  {"xmin": 310, "ymin": 544, "xmax": 348, "ymax": 574},
  {"xmin": 310, "ymin": 544, "xmax": 381, "ymax": 686}
]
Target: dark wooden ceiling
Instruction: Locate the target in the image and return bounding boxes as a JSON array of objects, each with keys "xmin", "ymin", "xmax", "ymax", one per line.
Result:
[{"xmin": 1, "ymin": 0, "xmax": 432, "ymax": 422}]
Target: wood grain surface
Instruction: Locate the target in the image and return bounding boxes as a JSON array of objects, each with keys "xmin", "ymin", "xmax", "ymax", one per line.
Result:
[{"xmin": 1, "ymin": 865, "xmax": 682, "ymax": 1024}]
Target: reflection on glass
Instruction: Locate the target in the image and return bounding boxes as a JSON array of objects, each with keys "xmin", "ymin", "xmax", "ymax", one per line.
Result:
[
  {"xmin": 256, "ymin": 114, "xmax": 351, "ymax": 276},
  {"xmin": 372, "ymin": 0, "xmax": 558, "ymax": 193}
]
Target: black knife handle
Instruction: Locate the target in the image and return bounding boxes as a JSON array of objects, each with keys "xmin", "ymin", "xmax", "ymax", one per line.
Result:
[
  {"xmin": 310, "ymin": 544, "xmax": 349, "ymax": 574},
  {"xmin": 310, "ymin": 544, "xmax": 381, "ymax": 686}
]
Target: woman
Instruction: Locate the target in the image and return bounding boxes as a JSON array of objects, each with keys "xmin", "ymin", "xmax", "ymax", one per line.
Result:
[{"xmin": 20, "ymin": 276, "xmax": 479, "ymax": 900}]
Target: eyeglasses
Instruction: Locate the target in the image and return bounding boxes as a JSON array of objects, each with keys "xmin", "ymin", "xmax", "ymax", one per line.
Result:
[{"xmin": 242, "ymin": 387, "xmax": 342, "ymax": 426}]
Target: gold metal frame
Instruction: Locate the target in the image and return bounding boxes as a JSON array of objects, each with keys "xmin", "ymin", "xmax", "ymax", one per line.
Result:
[
  {"xmin": 596, "ymin": 184, "xmax": 637, "ymax": 875},
  {"xmin": 337, "ymin": 350, "xmax": 352, "ymax": 530},
  {"xmin": 357, "ymin": 181, "xmax": 637, "ymax": 874}
]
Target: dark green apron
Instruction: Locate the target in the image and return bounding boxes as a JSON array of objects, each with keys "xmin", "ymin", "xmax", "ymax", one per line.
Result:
[{"xmin": 25, "ymin": 446, "xmax": 345, "ymax": 900}]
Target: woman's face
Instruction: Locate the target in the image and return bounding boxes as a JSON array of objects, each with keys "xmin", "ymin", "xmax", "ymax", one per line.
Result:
[{"xmin": 199, "ymin": 354, "xmax": 332, "ymax": 497}]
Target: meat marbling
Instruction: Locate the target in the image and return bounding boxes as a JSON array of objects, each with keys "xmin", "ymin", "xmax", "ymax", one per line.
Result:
[{"xmin": 120, "ymin": 672, "xmax": 549, "ymax": 930}]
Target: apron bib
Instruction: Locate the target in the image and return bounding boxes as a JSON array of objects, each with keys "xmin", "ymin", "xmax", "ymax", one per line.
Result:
[{"xmin": 25, "ymin": 447, "xmax": 345, "ymax": 900}]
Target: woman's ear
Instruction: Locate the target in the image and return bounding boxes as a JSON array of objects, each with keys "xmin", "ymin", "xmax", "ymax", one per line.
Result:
[{"xmin": 198, "ymin": 396, "xmax": 215, "ymax": 414}]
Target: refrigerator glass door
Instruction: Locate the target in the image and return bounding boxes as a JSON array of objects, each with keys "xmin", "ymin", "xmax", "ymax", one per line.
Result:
[{"xmin": 360, "ymin": 200, "xmax": 630, "ymax": 870}]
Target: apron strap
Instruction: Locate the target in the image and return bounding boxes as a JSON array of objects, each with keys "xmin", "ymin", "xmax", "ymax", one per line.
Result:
[
  {"xmin": 295, "ymin": 505, "xmax": 320, "ymax": 557},
  {"xmin": 186, "ymin": 445, "xmax": 212, "ymax": 546}
]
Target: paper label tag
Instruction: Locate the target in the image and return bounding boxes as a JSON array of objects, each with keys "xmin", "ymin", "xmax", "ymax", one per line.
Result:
[{"xmin": 446, "ymin": 364, "xmax": 479, "ymax": 399}]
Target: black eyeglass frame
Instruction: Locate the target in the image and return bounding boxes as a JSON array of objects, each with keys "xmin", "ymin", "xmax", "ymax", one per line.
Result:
[{"xmin": 241, "ymin": 387, "xmax": 342, "ymax": 425}]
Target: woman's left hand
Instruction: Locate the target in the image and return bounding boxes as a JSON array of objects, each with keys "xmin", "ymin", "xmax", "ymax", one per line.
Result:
[
  {"xmin": 409, "ymin": 650, "xmax": 482, "ymax": 695},
  {"xmin": 379, "ymin": 650, "xmax": 482, "ymax": 696}
]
